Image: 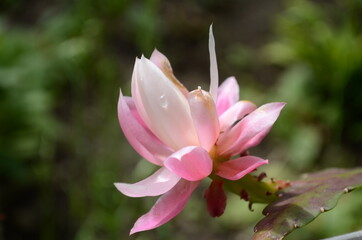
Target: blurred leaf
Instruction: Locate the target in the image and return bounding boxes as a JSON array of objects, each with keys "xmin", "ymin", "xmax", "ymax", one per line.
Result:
[
  {"xmin": 126, "ymin": 0, "xmax": 160, "ymax": 53},
  {"xmin": 253, "ymin": 168, "xmax": 362, "ymax": 240},
  {"xmin": 287, "ymin": 126, "xmax": 321, "ymax": 169}
]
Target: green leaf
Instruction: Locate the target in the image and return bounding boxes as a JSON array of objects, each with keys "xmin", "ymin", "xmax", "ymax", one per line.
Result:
[{"xmin": 252, "ymin": 168, "xmax": 362, "ymax": 240}]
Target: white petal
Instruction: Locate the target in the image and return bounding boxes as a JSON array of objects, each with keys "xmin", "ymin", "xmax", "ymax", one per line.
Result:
[
  {"xmin": 132, "ymin": 57, "xmax": 199, "ymax": 150},
  {"xmin": 209, "ymin": 25, "xmax": 219, "ymax": 102},
  {"xmin": 150, "ymin": 49, "xmax": 189, "ymax": 96},
  {"xmin": 114, "ymin": 167, "xmax": 180, "ymax": 197}
]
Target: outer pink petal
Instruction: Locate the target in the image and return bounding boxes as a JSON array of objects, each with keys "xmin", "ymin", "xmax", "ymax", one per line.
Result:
[
  {"xmin": 114, "ymin": 167, "xmax": 180, "ymax": 197},
  {"xmin": 164, "ymin": 146, "xmax": 213, "ymax": 181},
  {"xmin": 130, "ymin": 179, "xmax": 200, "ymax": 235},
  {"xmin": 242, "ymin": 126, "xmax": 272, "ymax": 151},
  {"xmin": 150, "ymin": 49, "xmax": 189, "ymax": 96},
  {"xmin": 118, "ymin": 90, "xmax": 173, "ymax": 165},
  {"xmin": 219, "ymin": 100, "xmax": 256, "ymax": 132},
  {"xmin": 216, "ymin": 76, "xmax": 240, "ymax": 115},
  {"xmin": 217, "ymin": 102, "xmax": 286, "ymax": 157},
  {"xmin": 188, "ymin": 88, "xmax": 220, "ymax": 151},
  {"xmin": 215, "ymin": 156, "xmax": 268, "ymax": 180},
  {"xmin": 124, "ymin": 96, "xmax": 147, "ymax": 128}
]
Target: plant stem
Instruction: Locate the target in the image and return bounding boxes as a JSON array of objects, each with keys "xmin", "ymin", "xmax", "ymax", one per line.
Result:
[
  {"xmin": 210, "ymin": 174, "xmax": 290, "ymax": 204},
  {"xmin": 321, "ymin": 230, "xmax": 362, "ymax": 240}
]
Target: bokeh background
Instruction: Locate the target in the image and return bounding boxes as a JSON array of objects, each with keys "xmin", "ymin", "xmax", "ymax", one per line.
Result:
[{"xmin": 1, "ymin": 0, "xmax": 362, "ymax": 239}]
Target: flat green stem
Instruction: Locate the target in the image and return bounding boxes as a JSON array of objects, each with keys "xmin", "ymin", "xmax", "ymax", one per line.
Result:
[{"xmin": 211, "ymin": 174, "xmax": 290, "ymax": 204}]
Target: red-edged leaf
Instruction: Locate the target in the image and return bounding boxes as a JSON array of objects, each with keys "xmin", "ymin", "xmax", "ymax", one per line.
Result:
[{"xmin": 253, "ymin": 168, "xmax": 362, "ymax": 240}]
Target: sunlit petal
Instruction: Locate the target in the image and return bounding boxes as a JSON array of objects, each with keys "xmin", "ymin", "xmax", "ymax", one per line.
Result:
[
  {"xmin": 131, "ymin": 58, "xmax": 152, "ymax": 127},
  {"xmin": 132, "ymin": 57, "xmax": 199, "ymax": 150},
  {"xmin": 150, "ymin": 49, "xmax": 189, "ymax": 96},
  {"xmin": 114, "ymin": 167, "xmax": 180, "ymax": 197}
]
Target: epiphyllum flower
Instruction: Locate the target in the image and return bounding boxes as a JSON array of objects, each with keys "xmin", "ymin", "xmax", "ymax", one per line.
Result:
[{"xmin": 115, "ymin": 26, "xmax": 285, "ymax": 235}]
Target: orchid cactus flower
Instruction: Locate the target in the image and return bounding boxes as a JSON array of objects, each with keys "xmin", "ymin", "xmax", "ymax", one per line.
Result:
[{"xmin": 115, "ymin": 26, "xmax": 285, "ymax": 235}]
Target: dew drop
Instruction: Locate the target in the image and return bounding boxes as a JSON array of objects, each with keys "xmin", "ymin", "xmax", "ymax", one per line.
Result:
[{"xmin": 159, "ymin": 95, "xmax": 168, "ymax": 109}]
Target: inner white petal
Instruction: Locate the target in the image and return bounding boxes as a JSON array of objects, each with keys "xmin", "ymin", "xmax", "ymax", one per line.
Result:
[{"xmin": 133, "ymin": 56, "xmax": 199, "ymax": 150}]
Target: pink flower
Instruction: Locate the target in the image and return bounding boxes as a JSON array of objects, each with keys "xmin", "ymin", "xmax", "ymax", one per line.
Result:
[{"xmin": 115, "ymin": 26, "xmax": 285, "ymax": 235}]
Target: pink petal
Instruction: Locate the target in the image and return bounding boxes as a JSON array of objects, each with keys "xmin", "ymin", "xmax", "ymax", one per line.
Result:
[
  {"xmin": 215, "ymin": 156, "xmax": 268, "ymax": 180},
  {"xmin": 132, "ymin": 57, "xmax": 199, "ymax": 150},
  {"xmin": 218, "ymin": 100, "xmax": 256, "ymax": 132},
  {"xmin": 188, "ymin": 88, "xmax": 220, "ymax": 151},
  {"xmin": 130, "ymin": 179, "xmax": 200, "ymax": 235},
  {"xmin": 124, "ymin": 96, "xmax": 147, "ymax": 128},
  {"xmin": 217, "ymin": 102, "xmax": 286, "ymax": 157},
  {"xmin": 164, "ymin": 146, "xmax": 212, "ymax": 181},
  {"xmin": 118, "ymin": 90, "xmax": 173, "ymax": 166},
  {"xmin": 150, "ymin": 49, "xmax": 189, "ymax": 96},
  {"xmin": 114, "ymin": 167, "xmax": 180, "ymax": 197},
  {"xmin": 216, "ymin": 101, "xmax": 257, "ymax": 155},
  {"xmin": 209, "ymin": 25, "xmax": 219, "ymax": 102},
  {"xmin": 242, "ymin": 126, "xmax": 272, "ymax": 151},
  {"xmin": 216, "ymin": 76, "xmax": 240, "ymax": 115}
]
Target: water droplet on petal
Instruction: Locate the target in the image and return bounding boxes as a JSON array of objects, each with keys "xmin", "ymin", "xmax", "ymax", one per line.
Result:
[{"xmin": 159, "ymin": 95, "xmax": 168, "ymax": 109}]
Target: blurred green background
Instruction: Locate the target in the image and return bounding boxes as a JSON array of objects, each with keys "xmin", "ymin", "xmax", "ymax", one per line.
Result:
[{"xmin": 1, "ymin": 0, "xmax": 362, "ymax": 239}]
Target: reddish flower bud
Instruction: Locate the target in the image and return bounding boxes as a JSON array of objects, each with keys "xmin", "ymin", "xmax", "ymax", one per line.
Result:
[{"xmin": 204, "ymin": 179, "xmax": 227, "ymax": 217}]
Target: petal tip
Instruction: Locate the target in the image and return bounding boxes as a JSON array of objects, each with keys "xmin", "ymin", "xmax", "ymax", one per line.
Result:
[
  {"xmin": 129, "ymin": 227, "xmax": 137, "ymax": 235},
  {"xmin": 140, "ymin": 54, "xmax": 148, "ymax": 63},
  {"xmin": 256, "ymin": 102, "xmax": 287, "ymax": 115},
  {"xmin": 151, "ymin": 48, "xmax": 161, "ymax": 56},
  {"xmin": 225, "ymin": 76, "xmax": 237, "ymax": 83},
  {"xmin": 113, "ymin": 182, "xmax": 126, "ymax": 194},
  {"xmin": 276, "ymin": 102, "xmax": 287, "ymax": 108},
  {"xmin": 279, "ymin": 102, "xmax": 287, "ymax": 106},
  {"xmin": 272, "ymin": 102, "xmax": 287, "ymax": 113}
]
